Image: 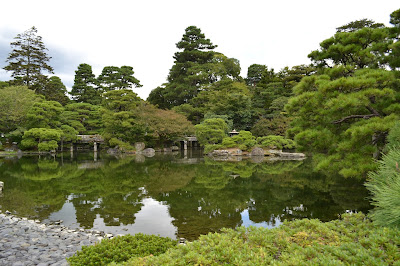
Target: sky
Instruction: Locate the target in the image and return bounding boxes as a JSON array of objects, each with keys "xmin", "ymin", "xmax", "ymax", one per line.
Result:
[{"xmin": 0, "ymin": 0, "xmax": 399, "ymax": 100}]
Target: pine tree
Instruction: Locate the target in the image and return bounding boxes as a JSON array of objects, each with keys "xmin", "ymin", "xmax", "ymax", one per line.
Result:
[
  {"xmin": 3, "ymin": 26, "xmax": 54, "ymax": 88},
  {"xmin": 70, "ymin": 63, "xmax": 101, "ymax": 105}
]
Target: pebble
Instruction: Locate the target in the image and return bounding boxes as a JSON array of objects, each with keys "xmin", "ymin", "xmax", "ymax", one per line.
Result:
[{"xmin": 0, "ymin": 210, "xmax": 119, "ymax": 265}]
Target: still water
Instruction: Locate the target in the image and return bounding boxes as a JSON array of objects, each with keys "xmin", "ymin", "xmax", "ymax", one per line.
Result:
[{"xmin": 0, "ymin": 151, "xmax": 371, "ymax": 240}]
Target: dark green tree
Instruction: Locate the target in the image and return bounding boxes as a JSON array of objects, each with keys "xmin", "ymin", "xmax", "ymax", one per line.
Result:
[
  {"xmin": 36, "ymin": 76, "xmax": 70, "ymax": 105},
  {"xmin": 3, "ymin": 26, "xmax": 54, "ymax": 88},
  {"xmin": 286, "ymin": 68, "xmax": 400, "ymax": 177},
  {"xmin": 70, "ymin": 63, "xmax": 101, "ymax": 105},
  {"xmin": 308, "ymin": 19, "xmax": 390, "ymax": 69},
  {"xmin": 26, "ymin": 100, "xmax": 64, "ymax": 129},
  {"xmin": 62, "ymin": 103, "xmax": 103, "ymax": 134},
  {"xmin": 98, "ymin": 66, "xmax": 142, "ymax": 92},
  {"xmin": 148, "ymin": 26, "xmax": 218, "ymax": 108},
  {"xmin": 102, "ymin": 89, "xmax": 145, "ymax": 146},
  {"xmin": 246, "ymin": 64, "xmax": 267, "ymax": 87}
]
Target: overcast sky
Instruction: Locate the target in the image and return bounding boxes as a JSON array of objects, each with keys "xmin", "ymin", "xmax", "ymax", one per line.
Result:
[{"xmin": 0, "ymin": 1, "xmax": 398, "ymax": 99}]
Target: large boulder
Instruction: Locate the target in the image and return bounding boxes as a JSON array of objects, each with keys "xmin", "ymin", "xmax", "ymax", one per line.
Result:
[
  {"xmin": 141, "ymin": 148, "xmax": 155, "ymax": 157},
  {"xmin": 268, "ymin": 149, "xmax": 306, "ymax": 159},
  {"xmin": 209, "ymin": 150, "xmax": 230, "ymax": 157},
  {"xmin": 250, "ymin": 147, "xmax": 265, "ymax": 156},
  {"xmin": 135, "ymin": 142, "xmax": 145, "ymax": 152}
]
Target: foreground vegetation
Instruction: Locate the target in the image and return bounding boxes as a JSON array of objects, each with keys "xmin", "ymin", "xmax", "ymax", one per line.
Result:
[
  {"xmin": 66, "ymin": 213, "xmax": 400, "ymax": 265},
  {"xmin": 67, "ymin": 234, "xmax": 177, "ymax": 265}
]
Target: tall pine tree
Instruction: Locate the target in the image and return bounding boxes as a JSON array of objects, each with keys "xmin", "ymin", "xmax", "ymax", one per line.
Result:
[{"xmin": 3, "ymin": 26, "xmax": 54, "ymax": 89}]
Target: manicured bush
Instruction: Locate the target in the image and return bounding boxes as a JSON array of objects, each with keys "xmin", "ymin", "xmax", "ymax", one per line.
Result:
[
  {"xmin": 108, "ymin": 138, "xmax": 135, "ymax": 151},
  {"xmin": 257, "ymin": 135, "xmax": 296, "ymax": 150},
  {"xmin": 121, "ymin": 213, "xmax": 400, "ymax": 265},
  {"xmin": 67, "ymin": 233, "xmax": 177, "ymax": 266},
  {"xmin": 221, "ymin": 131, "xmax": 256, "ymax": 151}
]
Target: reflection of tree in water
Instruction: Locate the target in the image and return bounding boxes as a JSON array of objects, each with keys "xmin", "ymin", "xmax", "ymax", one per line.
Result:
[
  {"xmin": 0, "ymin": 155, "xmax": 371, "ymax": 240},
  {"xmin": 0, "ymin": 156, "xmax": 81, "ymax": 219}
]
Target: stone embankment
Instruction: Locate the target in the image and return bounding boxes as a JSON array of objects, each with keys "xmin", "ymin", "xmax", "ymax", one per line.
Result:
[{"xmin": 0, "ymin": 210, "xmax": 113, "ymax": 266}]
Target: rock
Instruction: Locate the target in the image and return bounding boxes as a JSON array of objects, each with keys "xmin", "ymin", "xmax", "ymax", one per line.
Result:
[
  {"xmin": 163, "ymin": 147, "xmax": 172, "ymax": 152},
  {"xmin": 134, "ymin": 142, "xmax": 145, "ymax": 152},
  {"xmin": 107, "ymin": 146, "xmax": 120, "ymax": 155},
  {"xmin": 229, "ymin": 149, "xmax": 242, "ymax": 156},
  {"xmin": 171, "ymin": 146, "xmax": 180, "ymax": 151},
  {"xmin": 250, "ymin": 147, "xmax": 265, "ymax": 156},
  {"xmin": 268, "ymin": 149, "xmax": 306, "ymax": 159},
  {"xmin": 141, "ymin": 148, "xmax": 155, "ymax": 157},
  {"xmin": 209, "ymin": 150, "xmax": 229, "ymax": 157}
]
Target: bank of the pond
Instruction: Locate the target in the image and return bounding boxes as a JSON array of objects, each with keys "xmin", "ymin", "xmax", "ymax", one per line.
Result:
[{"xmin": 0, "ymin": 210, "xmax": 113, "ymax": 265}]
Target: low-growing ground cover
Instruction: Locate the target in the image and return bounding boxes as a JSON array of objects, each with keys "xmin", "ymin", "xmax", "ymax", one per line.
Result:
[
  {"xmin": 117, "ymin": 213, "xmax": 399, "ymax": 265},
  {"xmin": 67, "ymin": 233, "xmax": 177, "ymax": 266}
]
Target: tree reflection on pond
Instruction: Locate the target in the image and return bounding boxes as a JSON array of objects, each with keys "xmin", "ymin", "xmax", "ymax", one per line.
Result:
[{"xmin": 0, "ymin": 152, "xmax": 370, "ymax": 240}]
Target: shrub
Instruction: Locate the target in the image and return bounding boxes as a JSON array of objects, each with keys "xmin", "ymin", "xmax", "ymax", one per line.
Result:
[
  {"xmin": 365, "ymin": 148, "xmax": 400, "ymax": 228},
  {"xmin": 108, "ymin": 138, "xmax": 135, "ymax": 151},
  {"xmin": 122, "ymin": 213, "xmax": 400, "ymax": 265},
  {"xmin": 257, "ymin": 135, "xmax": 296, "ymax": 150},
  {"xmin": 195, "ymin": 118, "xmax": 228, "ymax": 146},
  {"xmin": 221, "ymin": 131, "xmax": 256, "ymax": 151},
  {"xmin": 67, "ymin": 234, "xmax": 177, "ymax": 266}
]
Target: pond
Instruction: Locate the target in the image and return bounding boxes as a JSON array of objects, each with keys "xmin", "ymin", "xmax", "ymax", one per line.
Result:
[{"xmin": 0, "ymin": 150, "xmax": 371, "ymax": 240}]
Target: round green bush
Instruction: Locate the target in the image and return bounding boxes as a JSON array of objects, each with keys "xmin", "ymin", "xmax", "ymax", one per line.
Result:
[{"xmin": 67, "ymin": 233, "xmax": 177, "ymax": 266}]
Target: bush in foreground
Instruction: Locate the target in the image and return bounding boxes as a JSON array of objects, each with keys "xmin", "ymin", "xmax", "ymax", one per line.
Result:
[
  {"xmin": 67, "ymin": 233, "xmax": 177, "ymax": 266},
  {"xmin": 120, "ymin": 213, "xmax": 400, "ymax": 265}
]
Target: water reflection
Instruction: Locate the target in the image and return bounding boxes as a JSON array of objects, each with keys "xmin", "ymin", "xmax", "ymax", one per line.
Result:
[{"xmin": 0, "ymin": 152, "xmax": 371, "ymax": 240}]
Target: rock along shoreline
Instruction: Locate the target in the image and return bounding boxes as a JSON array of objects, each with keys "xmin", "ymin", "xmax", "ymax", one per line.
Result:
[{"xmin": 0, "ymin": 210, "xmax": 117, "ymax": 266}]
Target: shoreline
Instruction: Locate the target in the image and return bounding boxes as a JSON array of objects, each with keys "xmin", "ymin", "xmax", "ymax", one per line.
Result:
[{"xmin": 0, "ymin": 210, "xmax": 118, "ymax": 265}]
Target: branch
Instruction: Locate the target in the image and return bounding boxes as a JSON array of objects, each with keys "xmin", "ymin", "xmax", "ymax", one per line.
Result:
[{"xmin": 332, "ymin": 113, "xmax": 380, "ymax": 124}]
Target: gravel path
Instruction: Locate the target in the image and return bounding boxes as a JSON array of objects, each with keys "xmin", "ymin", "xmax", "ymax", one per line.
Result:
[{"xmin": 0, "ymin": 210, "xmax": 112, "ymax": 266}]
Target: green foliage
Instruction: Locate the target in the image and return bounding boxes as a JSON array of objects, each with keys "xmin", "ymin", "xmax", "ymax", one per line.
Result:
[
  {"xmin": 286, "ymin": 68, "xmax": 400, "ymax": 177},
  {"xmin": 384, "ymin": 121, "xmax": 400, "ymax": 152},
  {"xmin": 98, "ymin": 66, "xmax": 142, "ymax": 92},
  {"xmin": 123, "ymin": 213, "xmax": 400, "ymax": 265},
  {"xmin": 102, "ymin": 90, "xmax": 144, "ymax": 145},
  {"xmin": 308, "ymin": 19, "xmax": 390, "ymax": 69},
  {"xmin": 221, "ymin": 131, "xmax": 256, "ymax": 151},
  {"xmin": 37, "ymin": 140, "xmax": 58, "ymax": 151},
  {"xmin": 108, "ymin": 138, "xmax": 135, "ymax": 151},
  {"xmin": 251, "ymin": 116, "xmax": 290, "ymax": 137},
  {"xmin": 36, "ymin": 76, "xmax": 70, "ymax": 105},
  {"xmin": 26, "ymin": 100, "xmax": 64, "ymax": 129},
  {"xmin": 257, "ymin": 135, "xmax": 296, "ymax": 150},
  {"xmin": 366, "ymin": 147, "xmax": 400, "ymax": 228},
  {"xmin": 67, "ymin": 234, "xmax": 177, "ymax": 266},
  {"xmin": 195, "ymin": 118, "xmax": 228, "ymax": 146},
  {"xmin": 21, "ymin": 128, "xmax": 61, "ymax": 151},
  {"xmin": 71, "ymin": 63, "xmax": 101, "ymax": 105},
  {"xmin": 3, "ymin": 26, "xmax": 54, "ymax": 88},
  {"xmin": 0, "ymin": 86, "xmax": 41, "ymax": 133},
  {"xmin": 137, "ymin": 104, "xmax": 195, "ymax": 146},
  {"xmin": 62, "ymin": 103, "xmax": 103, "ymax": 134}
]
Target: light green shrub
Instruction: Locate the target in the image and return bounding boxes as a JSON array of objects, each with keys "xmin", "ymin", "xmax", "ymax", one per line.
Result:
[
  {"xmin": 67, "ymin": 234, "xmax": 177, "ymax": 266},
  {"xmin": 257, "ymin": 135, "xmax": 296, "ymax": 150},
  {"xmin": 121, "ymin": 213, "xmax": 400, "ymax": 265}
]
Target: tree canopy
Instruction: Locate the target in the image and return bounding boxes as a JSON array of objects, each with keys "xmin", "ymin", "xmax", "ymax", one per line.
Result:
[{"xmin": 3, "ymin": 26, "xmax": 53, "ymax": 88}]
